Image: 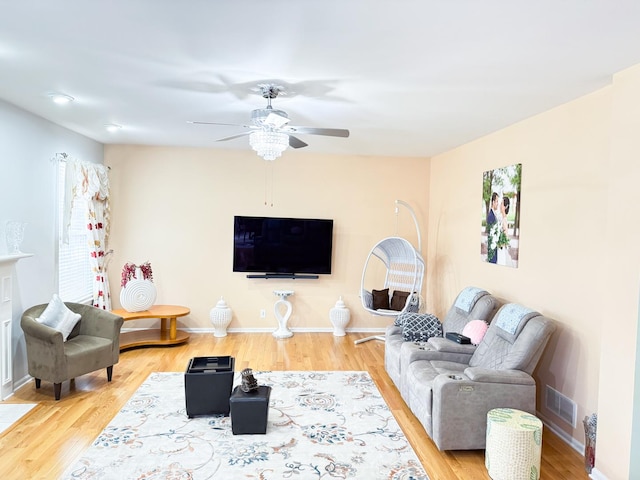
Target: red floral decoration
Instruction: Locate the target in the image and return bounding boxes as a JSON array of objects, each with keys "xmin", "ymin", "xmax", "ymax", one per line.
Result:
[{"xmin": 121, "ymin": 262, "xmax": 154, "ymax": 287}]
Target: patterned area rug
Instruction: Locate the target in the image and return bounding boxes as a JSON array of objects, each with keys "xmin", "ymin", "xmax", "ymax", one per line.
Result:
[{"xmin": 62, "ymin": 371, "xmax": 429, "ymax": 479}]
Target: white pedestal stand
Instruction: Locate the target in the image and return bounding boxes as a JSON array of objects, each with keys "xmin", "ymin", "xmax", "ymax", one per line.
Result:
[{"xmin": 273, "ymin": 290, "xmax": 294, "ymax": 338}]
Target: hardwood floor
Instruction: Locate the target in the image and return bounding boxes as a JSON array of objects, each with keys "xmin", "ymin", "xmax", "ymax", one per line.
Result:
[{"xmin": 0, "ymin": 333, "xmax": 589, "ymax": 479}]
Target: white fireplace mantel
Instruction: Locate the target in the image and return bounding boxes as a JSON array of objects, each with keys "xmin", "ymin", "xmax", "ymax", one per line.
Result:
[
  {"xmin": 0, "ymin": 253, "xmax": 34, "ymax": 265},
  {"xmin": 0, "ymin": 252, "xmax": 32, "ymax": 400}
]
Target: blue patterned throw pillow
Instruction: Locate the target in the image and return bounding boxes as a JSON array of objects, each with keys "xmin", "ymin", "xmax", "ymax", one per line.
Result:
[{"xmin": 401, "ymin": 313, "xmax": 443, "ymax": 342}]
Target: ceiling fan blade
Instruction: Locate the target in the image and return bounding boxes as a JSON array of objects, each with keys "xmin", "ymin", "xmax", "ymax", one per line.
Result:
[
  {"xmin": 215, "ymin": 131, "xmax": 252, "ymax": 142},
  {"xmin": 288, "ymin": 135, "xmax": 308, "ymax": 149},
  {"xmin": 188, "ymin": 120, "xmax": 254, "ymax": 129},
  {"xmin": 286, "ymin": 126, "xmax": 350, "ymax": 138}
]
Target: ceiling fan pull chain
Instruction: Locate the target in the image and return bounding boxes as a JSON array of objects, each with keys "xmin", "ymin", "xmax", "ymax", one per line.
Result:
[
  {"xmin": 264, "ymin": 162, "xmax": 268, "ymax": 206},
  {"xmin": 264, "ymin": 161, "xmax": 275, "ymax": 207},
  {"xmin": 270, "ymin": 162, "xmax": 274, "ymax": 207}
]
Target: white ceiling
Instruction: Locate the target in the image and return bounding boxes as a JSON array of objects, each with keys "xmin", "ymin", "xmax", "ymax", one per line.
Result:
[{"xmin": 2, "ymin": 1, "xmax": 640, "ymax": 158}]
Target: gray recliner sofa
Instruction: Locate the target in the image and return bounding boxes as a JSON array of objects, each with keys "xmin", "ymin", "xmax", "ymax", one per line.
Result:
[
  {"xmin": 385, "ymin": 287, "xmax": 500, "ymax": 392},
  {"xmin": 401, "ymin": 303, "xmax": 556, "ymax": 450}
]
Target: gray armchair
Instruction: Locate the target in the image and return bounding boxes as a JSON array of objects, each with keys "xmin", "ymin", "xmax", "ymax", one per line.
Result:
[
  {"xmin": 20, "ymin": 302, "xmax": 124, "ymax": 400},
  {"xmin": 401, "ymin": 303, "xmax": 556, "ymax": 450}
]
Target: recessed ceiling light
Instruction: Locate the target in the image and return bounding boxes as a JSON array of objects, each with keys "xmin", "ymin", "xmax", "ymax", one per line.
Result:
[
  {"xmin": 48, "ymin": 93, "xmax": 74, "ymax": 105},
  {"xmin": 104, "ymin": 123, "xmax": 122, "ymax": 132}
]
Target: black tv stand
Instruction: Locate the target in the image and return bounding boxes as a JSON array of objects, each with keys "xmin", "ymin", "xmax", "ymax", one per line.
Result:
[{"xmin": 246, "ymin": 274, "xmax": 319, "ymax": 280}]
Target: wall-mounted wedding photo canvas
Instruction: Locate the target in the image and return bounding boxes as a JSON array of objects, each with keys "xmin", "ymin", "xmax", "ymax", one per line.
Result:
[{"xmin": 481, "ymin": 164, "xmax": 521, "ymax": 268}]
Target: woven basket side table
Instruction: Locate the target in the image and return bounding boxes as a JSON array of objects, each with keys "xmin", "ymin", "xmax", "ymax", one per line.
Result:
[{"xmin": 485, "ymin": 408, "xmax": 543, "ymax": 480}]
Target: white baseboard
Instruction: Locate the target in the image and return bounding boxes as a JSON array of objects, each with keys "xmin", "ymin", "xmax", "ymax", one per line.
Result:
[
  {"xmin": 589, "ymin": 467, "xmax": 607, "ymax": 480},
  {"xmin": 121, "ymin": 327, "xmax": 386, "ymax": 334},
  {"xmin": 13, "ymin": 374, "xmax": 31, "ymax": 391},
  {"xmin": 537, "ymin": 412, "xmax": 609, "ymax": 479},
  {"xmin": 536, "ymin": 411, "xmax": 585, "ymax": 454},
  {"xmin": 4, "ymin": 374, "xmax": 32, "ymax": 400}
]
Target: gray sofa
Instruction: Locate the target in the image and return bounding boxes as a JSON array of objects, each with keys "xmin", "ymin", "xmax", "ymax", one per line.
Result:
[
  {"xmin": 385, "ymin": 287, "xmax": 501, "ymax": 392},
  {"xmin": 398, "ymin": 303, "xmax": 556, "ymax": 450}
]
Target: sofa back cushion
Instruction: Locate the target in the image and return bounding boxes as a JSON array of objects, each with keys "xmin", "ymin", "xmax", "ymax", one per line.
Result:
[
  {"xmin": 441, "ymin": 287, "xmax": 500, "ymax": 334},
  {"xmin": 469, "ymin": 304, "xmax": 556, "ymax": 374}
]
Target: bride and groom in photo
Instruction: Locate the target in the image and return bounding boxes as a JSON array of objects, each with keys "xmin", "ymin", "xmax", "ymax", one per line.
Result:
[
  {"xmin": 486, "ymin": 191, "xmax": 513, "ymax": 267},
  {"xmin": 482, "ymin": 163, "xmax": 521, "ymax": 268}
]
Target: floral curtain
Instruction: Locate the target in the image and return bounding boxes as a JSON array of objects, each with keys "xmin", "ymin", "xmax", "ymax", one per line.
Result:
[{"xmin": 71, "ymin": 160, "xmax": 112, "ymax": 310}]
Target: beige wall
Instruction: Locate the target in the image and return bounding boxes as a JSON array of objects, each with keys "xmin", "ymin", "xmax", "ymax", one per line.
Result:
[
  {"xmin": 427, "ymin": 87, "xmax": 610, "ymax": 448},
  {"xmin": 597, "ymin": 64, "xmax": 640, "ymax": 480},
  {"xmin": 105, "ymin": 145, "xmax": 429, "ymax": 333},
  {"xmin": 427, "ymin": 69, "xmax": 640, "ymax": 478}
]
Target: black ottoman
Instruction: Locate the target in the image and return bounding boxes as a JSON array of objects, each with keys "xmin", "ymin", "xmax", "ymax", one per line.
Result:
[
  {"xmin": 184, "ymin": 356, "xmax": 235, "ymax": 417},
  {"xmin": 229, "ymin": 385, "xmax": 272, "ymax": 435}
]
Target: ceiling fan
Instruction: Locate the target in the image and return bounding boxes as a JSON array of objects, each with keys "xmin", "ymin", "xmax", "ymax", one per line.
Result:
[{"xmin": 189, "ymin": 84, "xmax": 350, "ymax": 161}]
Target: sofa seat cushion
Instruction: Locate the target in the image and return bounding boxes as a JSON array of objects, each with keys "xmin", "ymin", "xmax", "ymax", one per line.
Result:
[
  {"xmin": 403, "ymin": 359, "xmax": 466, "ymax": 407},
  {"xmin": 64, "ymin": 335, "xmax": 114, "ymax": 380}
]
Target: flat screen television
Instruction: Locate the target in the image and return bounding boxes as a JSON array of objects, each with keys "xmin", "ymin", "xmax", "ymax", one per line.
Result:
[{"xmin": 233, "ymin": 216, "xmax": 333, "ymax": 276}]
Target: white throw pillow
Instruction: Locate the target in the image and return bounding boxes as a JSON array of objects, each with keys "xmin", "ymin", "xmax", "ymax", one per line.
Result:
[{"xmin": 36, "ymin": 294, "xmax": 81, "ymax": 341}]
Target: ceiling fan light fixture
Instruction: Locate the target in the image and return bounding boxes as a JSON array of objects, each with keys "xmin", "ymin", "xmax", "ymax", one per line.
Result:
[{"xmin": 249, "ymin": 131, "xmax": 289, "ymax": 161}]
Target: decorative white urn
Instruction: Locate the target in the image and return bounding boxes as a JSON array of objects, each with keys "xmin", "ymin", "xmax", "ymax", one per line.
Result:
[
  {"xmin": 330, "ymin": 296, "xmax": 351, "ymax": 336},
  {"xmin": 120, "ymin": 267, "xmax": 156, "ymax": 312},
  {"xmin": 210, "ymin": 296, "xmax": 233, "ymax": 337}
]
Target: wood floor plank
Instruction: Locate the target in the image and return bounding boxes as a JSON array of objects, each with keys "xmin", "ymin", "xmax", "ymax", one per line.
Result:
[{"xmin": 0, "ymin": 332, "xmax": 589, "ymax": 480}]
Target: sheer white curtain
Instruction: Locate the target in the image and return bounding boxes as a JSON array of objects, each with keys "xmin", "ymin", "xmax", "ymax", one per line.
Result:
[{"xmin": 66, "ymin": 159, "xmax": 112, "ymax": 310}]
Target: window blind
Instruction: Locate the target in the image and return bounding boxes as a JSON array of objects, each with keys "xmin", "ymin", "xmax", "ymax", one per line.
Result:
[{"xmin": 57, "ymin": 161, "xmax": 92, "ymax": 303}]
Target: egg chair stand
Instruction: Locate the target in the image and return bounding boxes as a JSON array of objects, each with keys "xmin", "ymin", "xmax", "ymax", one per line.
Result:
[{"xmin": 355, "ymin": 200, "xmax": 425, "ymax": 345}]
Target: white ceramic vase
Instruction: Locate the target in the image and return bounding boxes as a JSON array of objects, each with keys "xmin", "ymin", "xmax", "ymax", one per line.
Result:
[
  {"xmin": 120, "ymin": 267, "xmax": 156, "ymax": 312},
  {"xmin": 330, "ymin": 296, "xmax": 351, "ymax": 336},
  {"xmin": 210, "ymin": 297, "xmax": 233, "ymax": 337},
  {"xmin": 5, "ymin": 221, "xmax": 26, "ymax": 254}
]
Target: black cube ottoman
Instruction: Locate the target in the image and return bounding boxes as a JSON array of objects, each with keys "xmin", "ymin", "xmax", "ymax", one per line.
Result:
[
  {"xmin": 184, "ymin": 356, "xmax": 235, "ymax": 417},
  {"xmin": 229, "ymin": 385, "xmax": 271, "ymax": 434}
]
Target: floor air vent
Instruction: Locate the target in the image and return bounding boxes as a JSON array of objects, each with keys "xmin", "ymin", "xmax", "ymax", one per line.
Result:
[{"xmin": 545, "ymin": 385, "xmax": 577, "ymax": 427}]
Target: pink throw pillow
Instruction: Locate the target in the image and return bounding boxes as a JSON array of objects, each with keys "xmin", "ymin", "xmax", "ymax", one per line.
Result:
[{"xmin": 462, "ymin": 320, "xmax": 489, "ymax": 345}]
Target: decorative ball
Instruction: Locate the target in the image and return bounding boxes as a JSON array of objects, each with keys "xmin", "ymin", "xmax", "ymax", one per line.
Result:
[{"xmin": 462, "ymin": 319, "xmax": 489, "ymax": 345}]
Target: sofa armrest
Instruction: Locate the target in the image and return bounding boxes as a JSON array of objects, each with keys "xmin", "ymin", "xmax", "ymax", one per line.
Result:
[
  {"xmin": 20, "ymin": 316, "xmax": 64, "ymax": 344},
  {"xmin": 20, "ymin": 315, "xmax": 67, "ymax": 378},
  {"xmin": 428, "ymin": 336, "xmax": 477, "ymax": 355},
  {"xmin": 464, "ymin": 367, "xmax": 535, "ymax": 385},
  {"xmin": 385, "ymin": 324, "xmax": 402, "ymax": 338},
  {"xmin": 400, "ymin": 340, "xmax": 474, "ymax": 366},
  {"xmin": 430, "ymin": 372, "xmax": 537, "ymax": 450},
  {"xmin": 77, "ymin": 308, "xmax": 124, "ymax": 340}
]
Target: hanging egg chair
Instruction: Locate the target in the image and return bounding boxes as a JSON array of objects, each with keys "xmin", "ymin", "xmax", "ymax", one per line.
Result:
[{"xmin": 355, "ymin": 201, "xmax": 425, "ymax": 344}]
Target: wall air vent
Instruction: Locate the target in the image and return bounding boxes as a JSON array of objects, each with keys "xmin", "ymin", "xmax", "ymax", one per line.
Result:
[{"xmin": 545, "ymin": 385, "xmax": 577, "ymax": 428}]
